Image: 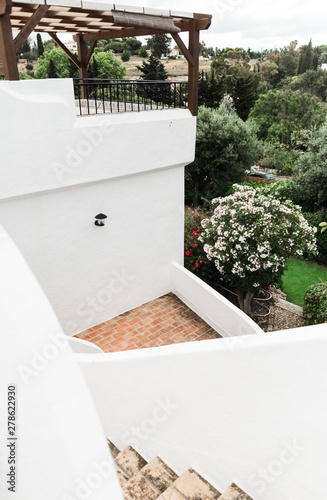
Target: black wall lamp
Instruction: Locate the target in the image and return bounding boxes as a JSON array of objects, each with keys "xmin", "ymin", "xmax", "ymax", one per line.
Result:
[{"xmin": 95, "ymin": 213, "xmax": 107, "ymax": 226}]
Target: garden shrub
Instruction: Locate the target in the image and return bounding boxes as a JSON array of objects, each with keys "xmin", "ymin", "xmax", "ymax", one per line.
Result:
[
  {"xmin": 184, "ymin": 207, "xmax": 216, "ymax": 285},
  {"xmin": 303, "ymin": 282, "xmax": 327, "ymax": 325},
  {"xmin": 251, "ymin": 178, "xmax": 304, "ymax": 206},
  {"xmin": 199, "ymin": 184, "xmax": 317, "ymax": 314},
  {"xmin": 293, "ymin": 123, "xmax": 327, "ymax": 212},
  {"xmin": 303, "ymin": 210, "xmax": 327, "ymax": 264}
]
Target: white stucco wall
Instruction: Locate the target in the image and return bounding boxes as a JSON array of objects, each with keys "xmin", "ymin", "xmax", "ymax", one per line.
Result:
[
  {"xmin": 0, "ymin": 79, "xmax": 195, "ymax": 334},
  {"xmin": 0, "ymin": 226, "xmax": 124, "ymax": 500},
  {"xmin": 77, "ymin": 324, "xmax": 327, "ymax": 500}
]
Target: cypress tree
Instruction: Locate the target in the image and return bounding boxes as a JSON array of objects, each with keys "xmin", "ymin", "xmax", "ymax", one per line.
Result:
[
  {"xmin": 48, "ymin": 59, "xmax": 58, "ymax": 78},
  {"xmin": 36, "ymin": 34, "xmax": 44, "ymax": 57}
]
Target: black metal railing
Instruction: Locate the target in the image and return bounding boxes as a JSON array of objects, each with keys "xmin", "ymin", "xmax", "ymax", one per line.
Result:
[{"xmin": 73, "ymin": 78, "xmax": 188, "ymax": 115}]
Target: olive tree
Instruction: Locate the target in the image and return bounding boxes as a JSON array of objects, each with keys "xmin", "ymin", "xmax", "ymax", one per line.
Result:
[{"xmin": 186, "ymin": 99, "xmax": 261, "ymax": 206}]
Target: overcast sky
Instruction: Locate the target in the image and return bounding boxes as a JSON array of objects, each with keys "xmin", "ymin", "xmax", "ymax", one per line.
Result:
[
  {"xmin": 120, "ymin": 0, "xmax": 327, "ymax": 51},
  {"xmin": 38, "ymin": 0, "xmax": 327, "ymax": 51}
]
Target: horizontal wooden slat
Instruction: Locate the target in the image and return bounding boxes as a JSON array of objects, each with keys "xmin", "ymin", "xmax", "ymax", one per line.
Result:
[{"xmin": 8, "ymin": 1, "xmax": 211, "ymax": 35}]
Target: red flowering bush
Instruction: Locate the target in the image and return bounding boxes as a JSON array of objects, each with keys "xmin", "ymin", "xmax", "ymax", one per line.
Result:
[{"xmin": 184, "ymin": 207, "xmax": 216, "ymax": 285}]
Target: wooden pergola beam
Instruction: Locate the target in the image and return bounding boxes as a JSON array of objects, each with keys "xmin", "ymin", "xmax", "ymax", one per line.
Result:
[
  {"xmin": 0, "ymin": 0, "xmax": 19, "ymax": 80},
  {"xmin": 76, "ymin": 26, "xmax": 183, "ymax": 43},
  {"xmin": 187, "ymin": 20, "xmax": 200, "ymax": 116},
  {"xmin": 14, "ymin": 5, "xmax": 49, "ymax": 52},
  {"xmin": 171, "ymin": 32, "xmax": 193, "ymax": 67},
  {"xmin": 76, "ymin": 33, "xmax": 88, "ymax": 98},
  {"xmin": 85, "ymin": 39, "xmax": 97, "ymax": 67},
  {"xmin": 48, "ymin": 32, "xmax": 80, "ymax": 68}
]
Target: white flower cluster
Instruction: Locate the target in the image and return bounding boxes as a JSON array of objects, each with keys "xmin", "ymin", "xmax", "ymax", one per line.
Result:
[{"xmin": 200, "ymin": 184, "xmax": 318, "ymax": 290}]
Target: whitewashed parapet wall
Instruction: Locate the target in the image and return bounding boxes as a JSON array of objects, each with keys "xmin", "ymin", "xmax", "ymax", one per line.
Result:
[
  {"xmin": 0, "ymin": 79, "xmax": 195, "ymax": 334},
  {"xmin": 78, "ymin": 323, "xmax": 327, "ymax": 500},
  {"xmin": 0, "ymin": 225, "xmax": 124, "ymax": 499}
]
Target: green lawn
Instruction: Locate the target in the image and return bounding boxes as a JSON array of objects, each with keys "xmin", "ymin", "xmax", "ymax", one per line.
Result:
[{"xmin": 282, "ymin": 258, "xmax": 327, "ymax": 307}]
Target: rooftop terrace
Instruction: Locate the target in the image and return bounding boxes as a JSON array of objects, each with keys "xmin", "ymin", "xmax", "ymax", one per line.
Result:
[{"xmin": 0, "ymin": 1, "xmax": 212, "ymax": 115}]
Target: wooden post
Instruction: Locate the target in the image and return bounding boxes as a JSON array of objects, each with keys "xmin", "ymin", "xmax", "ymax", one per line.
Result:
[
  {"xmin": 76, "ymin": 34, "xmax": 88, "ymax": 99},
  {"xmin": 0, "ymin": 0, "xmax": 19, "ymax": 80},
  {"xmin": 188, "ymin": 21, "xmax": 200, "ymax": 116}
]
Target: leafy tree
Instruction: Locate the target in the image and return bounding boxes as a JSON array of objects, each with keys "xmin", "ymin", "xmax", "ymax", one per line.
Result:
[
  {"xmin": 247, "ymin": 47, "xmax": 259, "ymax": 59},
  {"xmin": 199, "ymin": 184, "xmax": 317, "ymax": 314},
  {"xmin": 19, "ymin": 71, "xmax": 33, "ymax": 80},
  {"xmin": 293, "ymin": 124, "xmax": 327, "ymax": 211},
  {"xmin": 298, "ymin": 39, "xmax": 314, "ymax": 74},
  {"xmin": 36, "ymin": 34, "xmax": 44, "ymax": 57},
  {"xmin": 35, "ymin": 48, "xmax": 69, "ymax": 78},
  {"xmin": 21, "ymin": 39, "xmax": 31, "ymax": 55},
  {"xmin": 48, "ymin": 59, "xmax": 58, "ymax": 78},
  {"xmin": 99, "ymin": 39, "xmax": 124, "ymax": 53},
  {"xmin": 138, "ymin": 46, "xmax": 148, "ymax": 58},
  {"xmin": 225, "ymin": 69, "xmax": 260, "ymax": 120},
  {"xmin": 43, "ymin": 39, "xmax": 56, "ymax": 52},
  {"xmin": 136, "ymin": 54, "xmax": 169, "ymax": 105},
  {"xmin": 211, "ymin": 47, "xmax": 250, "ymax": 76},
  {"xmin": 249, "ymin": 89, "xmax": 327, "ymax": 145},
  {"xmin": 123, "ymin": 37, "xmax": 141, "ymax": 55},
  {"xmin": 146, "ymin": 34, "xmax": 171, "ymax": 59},
  {"xmin": 137, "ymin": 54, "xmax": 167, "ymax": 80},
  {"xmin": 67, "ymin": 57, "xmax": 79, "ymax": 79},
  {"xmin": 259, "ymin": 60, "xmax": 279, "ymax": 86},
  {"xmin": 198, "ymin": 71, "xmax": 224, "ymax": 108},
  {"xmin": 26, "ymin": 47, "xmax": 39, "ymax": 62},
  {"xmin": 121, "ymin": 50, "xmax": 131, "ymax": 62},
  {"xmin": 88, "ymin": 55, "xmax": 99, "ymax": 78},
  {"xmin": 279, "ymin": 41, "xmax": 300, "ymax": 77},
  {"xmin": 199, "ymin": 68, "xmax": 260, "ymax": 120},
  {"xmin": 186, "ymin": 100, "xmax": 262, "ymax": 206},
  {"xmin": 36, "ymin": 49, "xmax": 126, "ymax": 79},
  {"xmin": 200, "ymin": 42, "xmax": 215, "ymax": 59},
  {"xmin": 319, "ymin": 50, "xmax": 327, "ymax": 65},
  {"xmin": 290, "ymin": 69, "xmax": 327, "ymax": 101},
  {"xmin": 90, "ymin": 51, "xmax": 126, "ymax": 79}
]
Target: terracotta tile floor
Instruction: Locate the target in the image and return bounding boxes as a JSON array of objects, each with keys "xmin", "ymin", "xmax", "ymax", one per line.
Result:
[{"xmin": 74, "ymin": 292, "xmax": 221, "ymax": 352}]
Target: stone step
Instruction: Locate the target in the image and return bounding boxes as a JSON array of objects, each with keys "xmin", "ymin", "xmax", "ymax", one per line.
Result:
[
  {"xmin": 115, "ymin": 445, "xmax": 148, "ymax": 478},
  {"xmin": 159, "ymin": 468, "xmax": 221, "ymax": 500},
  {"xmin": 158, "ymin": 489, "xmax": 186, "ymax": 499},
  {"xmin": 123, "ymin": 473, "xmax": 159, "ymax": 500},
  {"xmin": 107, "ymin": 440, "xmax": 253, "ymax": 500},
  {"xmin": 123, "ymin": 456, "xmax": 179, "ymax": 499},
  {"xmin": 218, "ymin": 483, "xmax": 253, "ymax": 500},
  {"xmin": 107, "ymin": 438, "xmax": 120, "ymax": 459}
]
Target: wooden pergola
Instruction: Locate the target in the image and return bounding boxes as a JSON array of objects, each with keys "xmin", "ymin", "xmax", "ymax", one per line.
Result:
[{"xmin": 0, "ymin": 0, "xmax": 211, "ymax": 115}]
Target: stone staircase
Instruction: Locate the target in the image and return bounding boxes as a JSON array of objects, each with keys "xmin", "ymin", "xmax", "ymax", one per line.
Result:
[{"xmin": 107, "ymin": 440, "xmax": 253, "ymax": 500}]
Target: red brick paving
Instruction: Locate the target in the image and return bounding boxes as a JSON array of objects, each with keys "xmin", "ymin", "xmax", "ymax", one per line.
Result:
[{"xmin": 74, "ymin": 292, "xmax": 221, "ymax": 352}]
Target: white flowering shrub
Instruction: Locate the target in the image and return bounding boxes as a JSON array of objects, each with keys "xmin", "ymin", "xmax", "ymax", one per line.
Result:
[{"xmin": 199, "ymin": 185, "xmax": 318, "ymax": 312}]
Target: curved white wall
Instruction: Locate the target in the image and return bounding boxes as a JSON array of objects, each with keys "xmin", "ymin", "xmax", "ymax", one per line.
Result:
[
  {"xmin": 0, "ymin": 226, "xmax": 123, "ymax": 500},
  {"xmin": 77, "ymin": 324, "xmax": 327, "ymax": 500},
  {"xmin": 0, "ymin": 80, "xmax": 195, "ymax": 334}
]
